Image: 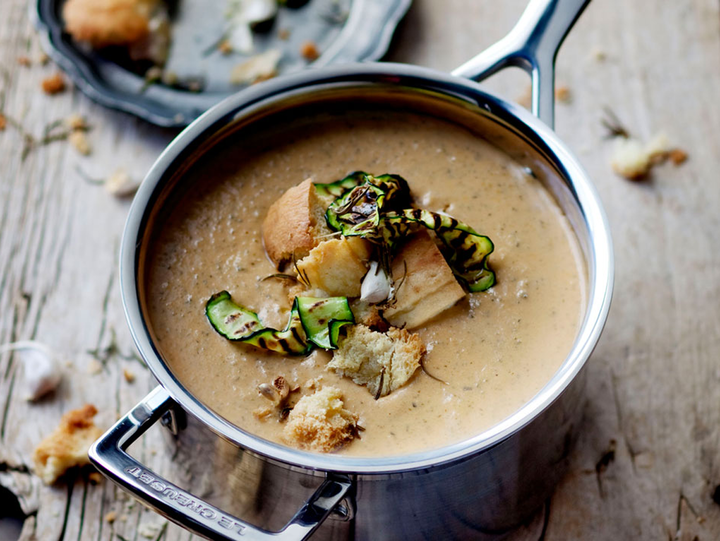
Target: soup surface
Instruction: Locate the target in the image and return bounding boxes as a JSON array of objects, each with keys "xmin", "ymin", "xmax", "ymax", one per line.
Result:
[{"xmin": 145, "ymin": 105, "xmax": 586, "ymax": 456}]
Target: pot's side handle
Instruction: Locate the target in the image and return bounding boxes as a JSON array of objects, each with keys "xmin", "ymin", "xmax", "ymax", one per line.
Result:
[
  {"xmin": 89, "ymin": 386, "xmax": 352, "ymax": 541},
  {"xmin": 452, "ymin": 0, "xmax": 591, "ymax": 128}
]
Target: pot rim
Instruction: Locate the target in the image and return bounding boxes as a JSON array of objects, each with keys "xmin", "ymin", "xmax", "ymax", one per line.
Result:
[{"xmin": 120, "ymin": 61, "xmax": 614, "ymax": 474}]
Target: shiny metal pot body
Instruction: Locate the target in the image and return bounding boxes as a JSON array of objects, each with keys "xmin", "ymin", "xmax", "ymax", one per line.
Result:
[{"xmin": 90, "ymin": 1, "xmax": 613, "ymax": 539}]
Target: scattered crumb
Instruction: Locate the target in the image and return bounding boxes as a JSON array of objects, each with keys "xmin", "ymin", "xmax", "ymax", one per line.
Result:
[
  {"xmin": 610, "ymin": 131, "xmax": 672, "ymax": 180},
  {"xmin": 32, "ymin": 404, "xmax": 103, "ymax": 484},
  {"xmin": 218, "ymin": 39, "xmax": 233, "ymax": 55},
  {"xmin": 516, "ymin": 84, "xmax": 532, "ymax": 109},
  {"xmin": 88, "ymin": 472, "xmax": 103, "ymax": 484},
  {"xmin": 138, "ymin": 522, "xmax": 166, "ymax": 539},
  {"xmin": 17, "ymin": 55, "xmax": 31, "ymax": 67},
  {"xmin": 69, "ymin": 130, "xmax": 91, "ymax": 155},
  {"xmin": 122, "ymin": 368, "xmax": 135, "ymax": 383},
  {"xmin": 42, "ymin": 73, "xmax": 66, "ymax": 95},
  {"xmin": 668, "ymin": 148, "xmax": 688, "ymax": 166},
  {"xmin": 300, "ymin": 40, "xmax": 320, "ymax": 61},
  {"xmin": 87, "ymin": 359, "xmax": 103, "ymax": 375},
  {"xmin": 278, "ymin": 28, "xmax": 290, "ymax": 40},
  {"xmin": 283, "ymin": 387, "xmax": 359, "ymax": 452},
  {"xmin": 0, "ymin": 114, "xmax": 6, "ymax": 131},
  {"xmin": 105, "ymin": 511, "xmax": 117, "ymax": 523},
  {"xmin": 37, "ymin": 52, "xmax": 50, "ymax": 65},
  {"xmin": 65, "ymin": 113, "xmax": 88, "ymax": 131},
  {"xmin": 633, "ymin": 452, "xmax": 654, "ymax": 469},
  {"xmin": 230, "ymin": 49, "xmax": 281, "ymax": 85},
  {"xmin": 591, "ymin": 47, "xmax": 606, "ymax": 62},
  {"xmin": 105, "ymin": 169, "xmax": 140, "ymax": 197},
  {"xmin": 120, "ymin": 514, "xmax": 128, "ymax": 522},
  {"xmin": 555, "ymin": 85, "xmax": 571, "ymax": 103}
]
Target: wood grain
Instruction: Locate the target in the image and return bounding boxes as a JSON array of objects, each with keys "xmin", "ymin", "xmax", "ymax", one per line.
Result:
[{"xmin": 1, "ymin": 0, "xmax": 719, "ymax": 539}]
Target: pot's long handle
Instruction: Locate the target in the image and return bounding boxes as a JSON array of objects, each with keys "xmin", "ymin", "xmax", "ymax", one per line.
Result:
[
  {"xmin": 452, "ymin": 0, "xmax": 591, "ymax": 128},
  {"xmin": 89, "ymin": 387, "xmax": 352, "ymax": 541}
]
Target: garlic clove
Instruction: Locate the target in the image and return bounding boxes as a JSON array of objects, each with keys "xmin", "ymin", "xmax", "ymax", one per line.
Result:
[
  {"xmin": 360, "ymin": 261, "xmax": 392, "ymax": 304},
  {"xmin": 0, "ymin": 341, "xmax": 62, "ymax": 401}
]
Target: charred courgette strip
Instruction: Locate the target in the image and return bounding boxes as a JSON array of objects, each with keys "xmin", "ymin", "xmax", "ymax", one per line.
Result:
[
  {"xmin": 324, "ymin": 173, "xmax": 410, "ymax": 237},
  {"xmin": 314, "ymin": 171, "xmax": 366, "ymax": 198},
  {"xmin": 206, "ymin": 291, "xmax": 310, "ymax": 354},
  {"xmin": 296, "ymin": 297, "xmax": 354, "ymax": 350},
  {"xmin": 206, "ymin": 292, "xmax": 355, "ymax": 353}
]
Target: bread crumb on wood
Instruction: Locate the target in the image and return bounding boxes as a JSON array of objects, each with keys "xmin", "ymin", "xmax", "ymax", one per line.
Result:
[
  {"xmin": 87, "ymin": 359, "xmax": 103, "ymax": 375},
  {"xmin": 283, "ymin": 387, "xmax": 359, "ymax": 452},
  {"xmin": 555, "ymin": 85, "xmax": 571, "ymax": 103},
  {"xmin": 610, "ymin": 132, "xmax": 679, "ymax": 180},
  {"xmin": 65, "ymin": 113, "xmax": 88, "ymax": 131},
  {"xmin": 0, "ymin": 114, "xmax": 6, "ymax": 131},
  {"xmin": 123, "ymin": 368, "xmax": 135, "ymax": 383},
  {"xmin": 105, "ymin": 169, "xmax": 140, "ymax": 197},
  {"xmin": 300, "ymin": 41, "xmax": 320, "ymax": 61},
  {"xmin": 668, "ymin": 148, "xmax": 688, "ymax": 166},
  {"xmin": 42, "ymin": 73, "xmax": 66, "ymax": 95},
  {"xmin": 329, "ymin": 325, "xmax": 424, "ymax": 398},
  {"xmin": 32, "ymin": 404, "xmax": 103, "ymax": 485},
  {"xmin": 69, "ymin": 130, "xmax": 91, "ymax": 155},
  {"xmin": 105, "ymin": 511, "xmax": 117, "ymax": 523},
  {"xmin": 17, "ymin": 55, "xmax": 31, "ymax": 67},
  {"xmin": 37, "ymin": 52, "xmax": 50, "ymax": 65},
  {"xmin": 88, "ymin": 472, "xmax": 103, "ymax": 484}
]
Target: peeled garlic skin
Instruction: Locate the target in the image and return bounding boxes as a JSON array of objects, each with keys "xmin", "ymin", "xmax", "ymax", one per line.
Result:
[
  {"xmin": 360, "ymin": 261, "xmax": 392, "ymax": 304},
  {"xmin": 0, "ymin": 342, "xmax": 61, "ymax": 401}
]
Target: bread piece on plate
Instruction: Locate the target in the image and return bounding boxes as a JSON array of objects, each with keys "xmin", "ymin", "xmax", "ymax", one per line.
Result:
[
  {"xmin": 33, "ymin": 404, "xmax": 103, "ymax": 485},
  {"xmin": 384, "ymin": 230, "xmax": 466, "ymax": 329},
  {"xmin": 263, "ymin": 178, "xmax": 334, "ymax": 269},
  {"xmin": 63, "ymin": 0, "xmax": 169, "ymax": 64},
  {"xmin": 296, "ymin": 237, "xmax": 371, "ymax": 297},
  {"xmin": 328, "ymin": 324, "xmax": 424, "ymax": 398},
  {"xmin": 283, "ymin": 387, "xmax": 359, "ymax": 452}
]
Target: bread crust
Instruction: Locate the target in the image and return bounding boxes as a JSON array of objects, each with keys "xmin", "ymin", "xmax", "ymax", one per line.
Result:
[
  {"xmin": 262, "ymin": 179, "xmax": 332, "ymax": 269},
  {"xmin": 63, "ymin": 0, "xmax": 156, "ymax": 48},
  {"xmin": 283, "ymin": 387, "xmax": 359, "ymax": 452},
  {"xmin": 33, "ymin": 404, "xmax": 103, "ymax": 485}
]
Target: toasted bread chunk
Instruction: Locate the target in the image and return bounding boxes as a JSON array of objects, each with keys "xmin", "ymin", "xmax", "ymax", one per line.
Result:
[
  {"xmin": 263, "ymin": 179, "xmax": 334, "ymax": 268},
  {"xmin": 64, "ymin": 0, "xmax": 154, "ymax": 47},
  {"xmin": 296, "ymin": 237, "xmax": 371, "ymax": 296},
  {"xmin": 385, "ymin": 230, "xmax": 465, "ymax": 329},
  {"xmin": 33, "ymin": 404, "xmax": 103, "ymax": 485},
  {"xmin": 329, "ymin": 325, "xmax": 424, "ymax": 397},
  {"xmin": 283, "ymin": 387, "xmax": 359, "ymax": 452},
  {"xmin": 350, "ymin": 300, "xmax": 389, "ymax": 331}
]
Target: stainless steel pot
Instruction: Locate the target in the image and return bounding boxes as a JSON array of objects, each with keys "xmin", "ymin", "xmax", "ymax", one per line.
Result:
[{"xmin": 90, "ymin": 1, "xmax": 613, "ymax": 539}]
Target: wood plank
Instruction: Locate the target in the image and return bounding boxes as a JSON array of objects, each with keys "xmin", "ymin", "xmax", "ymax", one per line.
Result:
[{"xmin": 0, "ymin": 0, "xmax": 719, "ymax": 539}]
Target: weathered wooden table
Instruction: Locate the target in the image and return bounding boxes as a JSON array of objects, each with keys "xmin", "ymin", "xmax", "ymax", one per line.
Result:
[{"xmin": 1, "ymin": 0, "xmax": 719, "ymax": 539}]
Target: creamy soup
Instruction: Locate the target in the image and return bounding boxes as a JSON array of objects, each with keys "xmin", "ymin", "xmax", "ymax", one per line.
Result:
[{"xmin": 145, "ymin": 103, "xmax": 586, "ymax": 456}]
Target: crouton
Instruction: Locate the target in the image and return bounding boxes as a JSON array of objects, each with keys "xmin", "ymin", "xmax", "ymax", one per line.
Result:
[
  {"xmin": 328, "ymin": 324, "xmax": 424, "ymax": 398},
  {"xmin": 283, "ymin": 387, "xmax": 359, "ymax": 452},
  {"xmin": 262, "ymin": 179, "xmax": 334, "ymax": 268},
  {"xmin": 384, "ymin": 230, "xmax": 466, "ymax": 329},
  {"xmin": 33, "ymin": 404, "xmax": 103, "ymax": 485},
  {"xmin": 350, "ymin": 300, "xmax": 389, "ymax": 331},
  {"xmin": 63, "ymin": 0, "xmax": 154, "ymax": 48},
  {"xmin": 296, "ymin": 237, "xmax": 372, "ymax": 296}
]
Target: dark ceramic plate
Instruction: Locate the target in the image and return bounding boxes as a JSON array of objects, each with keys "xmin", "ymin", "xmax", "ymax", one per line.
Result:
[{"xmin": 34, "ymin": 0, "xmax": 411, "ymax": 127}]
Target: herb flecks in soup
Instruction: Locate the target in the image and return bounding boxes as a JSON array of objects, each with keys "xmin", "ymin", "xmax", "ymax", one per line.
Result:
[{"xmin": 145, "ymin": 110, "xmax": 586, "ymax": 457}]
